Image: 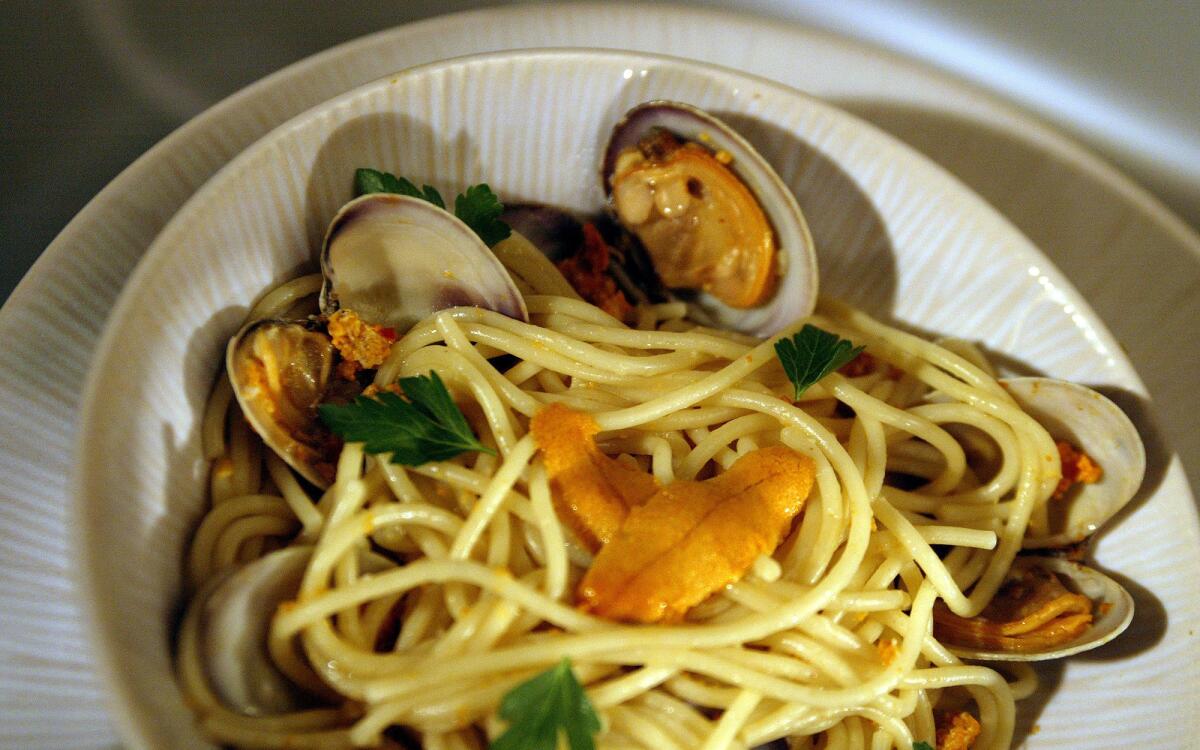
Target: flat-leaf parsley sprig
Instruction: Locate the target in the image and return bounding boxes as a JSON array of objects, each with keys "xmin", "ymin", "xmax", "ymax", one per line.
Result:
[
  {"xmin": 490, "ymin": 657, "xmax": 602, "ymax": 750},
  {"xmin": 318, "ymin": 372, "xmax": 493, "ymax": 466},
  {"xmin": 775, "ymin": 324, "xmax": 865, "ymax": 400},
  {"xmin": 354, "ymin": 168, "xmax": 512, "ymax": 247}
]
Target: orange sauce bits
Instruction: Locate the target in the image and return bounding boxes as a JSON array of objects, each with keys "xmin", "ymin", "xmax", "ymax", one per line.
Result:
[
  {"xmin": 933, "ymin": 561, "xmax": 1093, "ymax": 653},
  {"xmin": 935, "ymin": 711, "xmax": 982, "ymax": 750},
  {"xmin": 578, "ymin": 445, "xmax": 815, "ymax": 623},
  {"xmin": 530, "ymin": 403, "xmax": 658, "ymax": 551},
  {"xmin": 327, "ymin": 309, "xmax": 396, "ymax": 379},
  {"xmin": 1052, "ymin": 440, "xmax": 1103, "ymax": 501},
  {"xmin": 555, "ymin": 223, "xmax": 634, "ymax": 323}
]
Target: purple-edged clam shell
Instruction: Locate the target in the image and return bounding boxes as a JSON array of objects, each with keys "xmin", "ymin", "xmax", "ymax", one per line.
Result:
[
  {"xmin": 1001, "ymin": 377, "xmax": 1146, "ymax": 549},
  {"xmin": 226, "ymin": 318, "xmax": 336, "ymax": 488},
  {"xmin": 320, "ymin": 193, "xmax": 528, "ymax": 332}
]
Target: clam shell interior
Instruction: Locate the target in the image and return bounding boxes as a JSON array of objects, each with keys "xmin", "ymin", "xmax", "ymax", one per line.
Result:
[
  {"xmin": 1002, "ymin": 377, "xmax": 1146, "ymax": 548},
  {"xmin": 947, "ymin": 556, "xmax": 1134, "ymax": 662}
]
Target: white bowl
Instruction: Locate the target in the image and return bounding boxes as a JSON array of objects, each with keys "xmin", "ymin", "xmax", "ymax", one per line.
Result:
[{"xmin": 75, "ymin": 49, "xmax": 1151, "ymax": 748}]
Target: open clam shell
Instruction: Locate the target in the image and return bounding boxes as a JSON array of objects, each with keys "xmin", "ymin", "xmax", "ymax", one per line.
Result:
[
  {"xmin": 1001, "ymin": 377, "xmax": 1146, "ymax": 548},
  {"xmin": 602, "ymin": 101, "xmax": 817, "ymax": 337},
  {"xmin": 942, "ymin": 556, "xmax": 1134, "ymax": 662},
  {"xmin": 198, "ymin": 546, "xmax": 318, "ymax": 714},
  {"xmin": 228, "ymin": 194, "xmax": 534, "ymax": 487},
  {"xmin": 226, "ymin": 319, "xmax": 337, "ymax": 488},
  {"xmin": 198, "ymin": 546, "xmax": 397, "ymax": 714},
  {"xmin": 319, "ymin": 193, "xmax": 528, "ymax": 332}
]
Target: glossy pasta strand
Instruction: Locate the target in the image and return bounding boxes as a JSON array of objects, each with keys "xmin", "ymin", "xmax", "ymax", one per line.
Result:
[{"xmin": 180, "ymin": 292, "xmax": 1047, "ymax": 750}]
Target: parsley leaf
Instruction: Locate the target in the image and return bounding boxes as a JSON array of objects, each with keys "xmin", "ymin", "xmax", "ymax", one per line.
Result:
[
  {"xmin": 353, "ymin": 168, "xmax": 510, "ymax": 246},
  {"xmin": 354, "ymin": 168, "xmax": 445, "ymax": 208},
  {"xmin": 491, "ymin": 658, "xmax": 601, "ymax": 750},
  {"xmin": 774, "ymin": 324, "xmax": 865, "ymax": 400},
  {"xmin": 912, "ymin": 742, "xmax": 934, "ymax": 750},
  {"xmin": 454, "ymin": 183, "xmax": 511, "ymax": 247},
  {"xmin": 317, "ymin": 372, "xmax": 494, "ymax": 465}
]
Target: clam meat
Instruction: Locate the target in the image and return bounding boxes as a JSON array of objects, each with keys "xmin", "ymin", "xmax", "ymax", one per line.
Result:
[
  {"xmin": 602, "ymin": 101, "xmax": 817, "ymax": 336},
  {"xmin": 227, "ymin": 319, "xmax": 339, "ymax": 488},
  {"xmin": 934, "ymin": 555, "xmax": 1134, "ymax": 661}
]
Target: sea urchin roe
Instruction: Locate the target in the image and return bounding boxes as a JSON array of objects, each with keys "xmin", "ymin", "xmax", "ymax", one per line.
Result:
[
  {"xmin": 935, "ymin": 711, "xmax": 982, "ymax": 750},
  {"xmin": 578, "ymin": 445, "xmax": 815, "ymax": 623},
  {"xmin": 1052, "ymin": 440, "xmax": 1103, "ymax": 501},
  {"xmin": 327, "ymin": 309, "xmax": 396, "ymax": 378},
  {"xmin": 932, "ymin": 561, "xmax": 1093, "ymax": 653},
  {"xmin": 530, "ymin": 403, "xmax": 659, "ymax": 551},
  {"xmin": 609, "ymin": 130, "xmax": 777, "ymax": 309}
]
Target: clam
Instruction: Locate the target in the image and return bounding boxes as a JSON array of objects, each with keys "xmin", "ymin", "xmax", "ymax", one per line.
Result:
[
  {"xmin": 601, "ymin": 101, "xmax": 818, "ymax": 336},
  {"xmin": 229, "ymin": 193, "xmax": 530, "ymax": 487},
  {"xmin": 227, "ymin": 319, "xmax": 339, "ymax": 488},
  {"xmin": 925, "ymin": 376, "xmax": 1142, "ymax": 660},
  {"xmin": 198, "ymin": 545, "xmax": 399, "ymax": 714},
  {"xmin": 936, "ymin": 556, "xmax": 1134, "ymax": 662},
  {"xmin": 499, "ymin": 203, "xmax": 667, "ymax": 307},
  {"xmin": 198, "ymin": 546, "xmax": 318, "ymax": 714},
  {"xmin": 320, "ymin": 192, "xmax": 528, "ymax": 332},
  {"xmin": 1001, "ymin": 377, "xmax": 1146, "ymax": 549}
]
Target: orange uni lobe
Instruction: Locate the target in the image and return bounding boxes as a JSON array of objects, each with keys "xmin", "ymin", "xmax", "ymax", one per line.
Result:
[
  {"xmin": 530, "ymin": 403, "xmax": 659, "ymax": 551},
  {"xmin": 578, "ymin": 445, "xmax": 815, "ymax": 623}
]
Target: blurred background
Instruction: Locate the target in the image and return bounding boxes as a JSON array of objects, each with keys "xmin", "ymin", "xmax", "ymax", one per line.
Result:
[{"xmin": 2, "ymin": 0, "xmax": 1197, "ymax": 303}]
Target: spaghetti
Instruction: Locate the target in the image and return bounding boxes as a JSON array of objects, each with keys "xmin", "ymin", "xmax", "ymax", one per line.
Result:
[{"xmin": 177, "ymin": 257, "xmax": 1064, "ymax": 749}]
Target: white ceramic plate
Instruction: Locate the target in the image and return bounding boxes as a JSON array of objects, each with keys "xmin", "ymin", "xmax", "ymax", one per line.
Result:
[
  {"xmin": 74, "ymin": 48, "xmax": 1197, "ymax": 750},
  {"xmin": 2, "ymin": 4, "xmax": 1199, "ymax": 748}
]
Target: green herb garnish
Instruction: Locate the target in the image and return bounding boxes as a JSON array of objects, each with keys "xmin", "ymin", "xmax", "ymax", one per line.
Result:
[
  {"xmin": 454, "ymin": 183, "xmax": 511, "ymax": 247},
  {"xmin": 774, "ymin": 324, "xmax": 865, "ymax": 400},
  {"xmin": 912, "ymin": 742, "xmax": 934, "ymax": 750},
  {"xmin": 354, "ymin": 168, "xmax": 510, "ymax": 246},
  {"xmin": 490, "ymin": 658, "xmax": 601, "ymax": 750},
  {"xmin": 354, "ymin": 168, "xmax": 445, "ymax": 208},
  {"xmin": 318, "ymin": 372, "xmax": 493, "ymax": 465}
]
